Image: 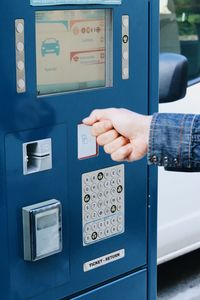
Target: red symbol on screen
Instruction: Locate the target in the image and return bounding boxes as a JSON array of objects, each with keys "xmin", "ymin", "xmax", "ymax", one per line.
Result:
[{"xmin": 73, "ymin": 56, "xmax": 79, "ymax": 62}]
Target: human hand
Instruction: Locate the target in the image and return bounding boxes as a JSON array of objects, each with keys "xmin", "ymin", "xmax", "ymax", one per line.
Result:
[{"xmin": 83, "ymin": 108, "xmax": 152, "ymax": 162}]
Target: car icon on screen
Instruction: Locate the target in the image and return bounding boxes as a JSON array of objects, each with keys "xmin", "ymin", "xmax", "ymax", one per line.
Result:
[{"xmin": 41, "ymin": 38, "xmax": 60, "ymax": 56}]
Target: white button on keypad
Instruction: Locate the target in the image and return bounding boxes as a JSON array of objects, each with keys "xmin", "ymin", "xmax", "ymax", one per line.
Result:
[
  {"xmin": 84, "ymin": 186, "xmax": 90, "ymax": 194},
  {"xmin": 85, "ymin": 224, "xmax": 91, "ymax": 233},
  {"xmin": 17, "ymin": 61, "xmax": 25, "ymax": 71},
  {"xmin": 104, "ymin": 181, "xmax": 110, "ymax": 188},
  {"xmin": 17, "ymin": 42, "xmax": 24, "ymax": 52},
  {"xmin": 17, "ymin": 79, "xmax": 25, "ymax": 90},
  {"xmin": 16, "ymin": 22, "xmax": 24, "ymax": 33},
  {"xmin": 82, "ymin": 165, "xmax": 125, "ymax": 246}
]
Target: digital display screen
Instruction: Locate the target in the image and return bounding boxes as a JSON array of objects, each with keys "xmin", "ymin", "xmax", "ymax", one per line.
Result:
[{"xmin": 36, "ymin": 9, "xmax": 113, "ymax": 95}]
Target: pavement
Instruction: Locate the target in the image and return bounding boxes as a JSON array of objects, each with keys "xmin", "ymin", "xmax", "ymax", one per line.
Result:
[{"xmin": 157, "ymin": 249, "xmax": 200, "ymax": 300}]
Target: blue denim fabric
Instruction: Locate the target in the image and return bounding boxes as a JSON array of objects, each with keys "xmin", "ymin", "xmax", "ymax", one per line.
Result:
[{"xmin": 148, "ymin": 113, "xmax": 200, "ymax": 171}]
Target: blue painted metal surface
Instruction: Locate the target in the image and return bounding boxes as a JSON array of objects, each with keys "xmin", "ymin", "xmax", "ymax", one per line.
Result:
[{"xmin": 0, "ymin": 0, "xmax": 158, "ymax": 299}]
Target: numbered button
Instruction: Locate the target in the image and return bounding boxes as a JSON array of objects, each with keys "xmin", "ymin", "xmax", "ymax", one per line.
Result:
[
  {"xmin": 92, "ymin": 223, "xmax": 98, "ymax": 231},
  {"xmin": 98, "ymin": 182, "xmax": 104, "ymax": 190},
  {"xmin": 98, "ymin": 192, "xmax": 104, "ymax": 199},
  {"xmin": 85, "ymin": 224, "xmax": 92, "ymax": 233},
  {"xmin": 111, "ymin": 197, "xmax": 117, "ymax": 205},
  {"xmin": 84, "ymin": 176, "xmax": 91, "ymax": 184},
  {"xmin": 111, "ymin": 226, "xmax": 117, "ymax": 234},
  {"xmin": 117, "ymin": 178, "xmax": 122, "ymax": 185},
  {"xmin": 84, "ymin": 186, "xmax": 90, "ymax": 194},
  {"xmin": 98, "ymin": 230, "xmax": 104, "ymax": 238},
  {"xmin": 84, "ymin": 213, "xmax": 90, "ymax": 222},
  {"xmin": 91, "ymin": 211, "xmax": 98, "ymax": 219},
  {"xmin": 85, "ymin": 234, "xmax": 92, "ymax": 243},
  {"xmin": 111, "ymin": 216, "xmax": 117, "ymax": 225},
  {"xmin": 117, "ymin": 168, "xmax": 122, "ymax": 176},
  {"xmin": 117, "ymin": 204, "xmax": 122, "ymax": 211},
  {"xmin": 110, "ymin": 178, "xmax": 116, "ymax": 186},
  {"xmin": 97, "ymin": 200, "xmax": 104, "ymax": 208},
  {"xmin": 92, "ymin": 202, "xmax": 98, "ymax": 210},
  {"xmin": 111, "ymin": 187, "xmax": 117, "ymax": 195},
  {"xmin": 91, "ymin": 184, "xmax": 98, "ymax": 192},
  {"xmin": 104, "ymin": 199, "xmax": 110, "ymax": 206},
  {"xmin": 105, "ymin": 219, "xmax": 110, "ymax": 227},
  {"xmin": 98, "ymin": 221, "xmax": 104, "ymax": 229},
  {"xmin": 104, "ymin": 170, "xmax": 110, "ymax": 179},
  {"xmin": 105, "ymin": 228, "xmax": 111, "ymax": 236},
  {"xmin": 104, "ymin": 189, "xmax": 110, "ymax": 197},
  {"xmin": 98, "ymin": 209, "xmax": 104, "ymax": 217},
  {"xmin": 111, "ymin": 169, "xmax": 116, "ymax": 177},
  {"xmin": 91, "ymin": 193, "xmax": 97, "ymax": 201},
  {"xmin": 91, "ymin": 174, "xmax": 96, "ymax": 182},
  {"xmin": 104, "ymin": 181, "xmax": 110, "ymax": 188},
  {"xmin": 117, "ymin": 215, "xmax": 123, "ymax": 223},
  {"xmin": 84, "ymin": 204, "xmax": 90, "ymax": 212},
  {"xmin": 117, "ymin": 224, "xmax": 123, "ymax": 232},
  {"xmin": 117, "ymin": 195, "xmax": 123, "ymax": 203},
  {"xmin": 104, "ymin": 207, "xmax": 110, "ymax": 215}
]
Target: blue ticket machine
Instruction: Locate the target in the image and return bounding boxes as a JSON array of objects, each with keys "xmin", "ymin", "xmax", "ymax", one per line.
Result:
[{"xmin": 0, "ymin": 0, "xmax": 159, "ymax": 299}]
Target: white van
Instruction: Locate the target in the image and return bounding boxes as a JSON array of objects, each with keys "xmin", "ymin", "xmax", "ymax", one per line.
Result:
[{"xmin": 158, "ymin": 0, "xmax": 200, "ymax": 264}]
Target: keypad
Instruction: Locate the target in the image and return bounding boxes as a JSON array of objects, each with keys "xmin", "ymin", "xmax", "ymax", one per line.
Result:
[{"xmin": 82, "ymin": 165, "xmax": 125, "ymax": 246}]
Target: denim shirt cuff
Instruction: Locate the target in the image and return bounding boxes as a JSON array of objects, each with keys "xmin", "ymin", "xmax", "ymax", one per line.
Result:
[{"xmin": 147, "ymin": 113, "xmax": 198, "ymax": 169}]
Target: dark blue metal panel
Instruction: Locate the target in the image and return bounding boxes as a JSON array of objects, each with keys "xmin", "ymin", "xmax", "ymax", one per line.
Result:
[
  {"xmin": 0, "ymin": 0, "xmax": 158, "ymax": 299},
  {"xmin": 72, "ymin": 269, "xmax": 147, "ymax": 300}
]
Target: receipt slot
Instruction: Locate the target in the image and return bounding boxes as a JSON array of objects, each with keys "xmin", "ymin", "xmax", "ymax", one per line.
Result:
[
  {"xmin": 0, "ymin": 0, "xmax": 159, "ymax": 299},
  {"xmin": 23, "ymin": 199, "xmax": 62, "ymax": 261}
]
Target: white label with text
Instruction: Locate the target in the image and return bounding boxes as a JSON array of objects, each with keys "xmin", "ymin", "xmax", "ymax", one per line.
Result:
[{"xmin": 83, "ymin": 249, "xmax": 125, "ymax": 272}]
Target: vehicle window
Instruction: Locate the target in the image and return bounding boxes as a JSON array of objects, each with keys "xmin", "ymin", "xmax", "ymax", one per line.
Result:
[{"xmin": 160, "ymin": 0, "xmax": 200, "ymax": 82}]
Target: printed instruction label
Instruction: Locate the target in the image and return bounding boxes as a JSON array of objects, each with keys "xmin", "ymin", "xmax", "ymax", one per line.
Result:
[
  {"xmin": 83, "ymin": 249, "xmax": 125, "ymax": 272},
  {"xmin": 31, "ymin": 0, "xmax": 121, "ymax": 6}
]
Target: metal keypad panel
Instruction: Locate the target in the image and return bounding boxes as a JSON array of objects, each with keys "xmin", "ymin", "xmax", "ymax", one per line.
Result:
[{"xmin": 82, "ymin": 165, "xmax": 125, "ymax": 246}]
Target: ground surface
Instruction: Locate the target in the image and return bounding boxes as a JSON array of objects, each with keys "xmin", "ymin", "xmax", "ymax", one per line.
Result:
[{"xmin": 157, "ymin": 249, "xmax": 200, "ymax": 300}]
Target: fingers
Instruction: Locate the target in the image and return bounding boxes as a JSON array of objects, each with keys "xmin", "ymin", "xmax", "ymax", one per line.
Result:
[
  {"xmin": 111, "ymin": 144, "xmax": 133, "ymax": 162},
  {"xmin": 91, "ymin": 120, "xmax": 113, "ymax": 136},
  {"xmin": 97, "ymin": 130, "xmax": 119, "ymax": 146},
  {"xmin": 104, "ymin": 136, "xmax": 128, "ymax": 154},
  {"xmin": 82, "ymin": 108, "xmax": 115, "ymax": 125}
]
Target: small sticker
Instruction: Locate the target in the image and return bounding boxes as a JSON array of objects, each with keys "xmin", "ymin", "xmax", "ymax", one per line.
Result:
[{"xmin": 83, "ymin": 249, "xmax": 125, "ymax": 272}]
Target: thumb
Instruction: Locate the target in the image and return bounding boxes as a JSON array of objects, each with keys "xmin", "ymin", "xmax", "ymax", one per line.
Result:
[{"xmin": 83, "ymin": 108, "xmax": 116, "ymax": 125}]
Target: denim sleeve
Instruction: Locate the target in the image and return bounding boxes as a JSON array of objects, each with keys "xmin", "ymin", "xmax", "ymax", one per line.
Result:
[{"xmin": 147, "ymin": 113, "xmax": 200, "ymax": 171}]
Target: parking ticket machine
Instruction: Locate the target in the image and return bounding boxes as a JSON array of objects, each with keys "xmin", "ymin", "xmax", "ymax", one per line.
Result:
[{"xmin": 0, "ymin": 0, "xmax": 159, "ymax": 299}]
